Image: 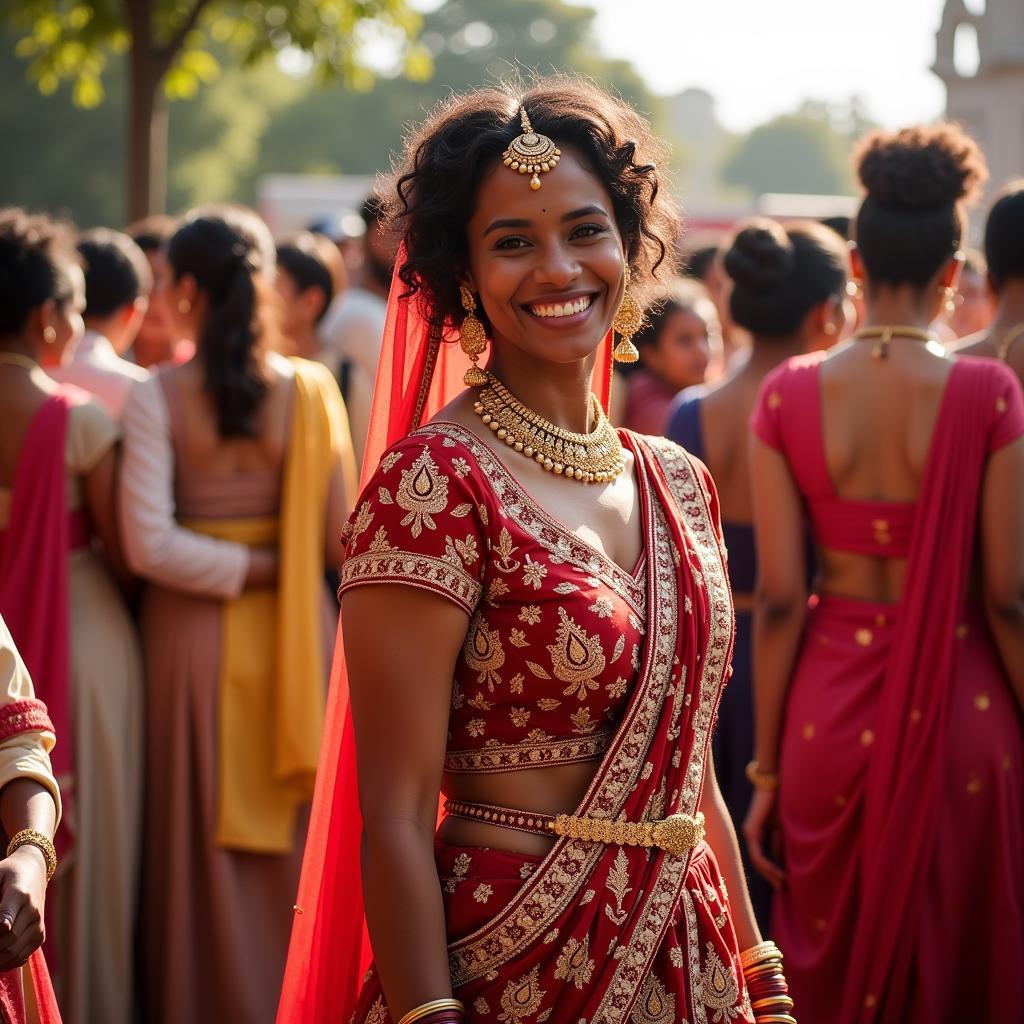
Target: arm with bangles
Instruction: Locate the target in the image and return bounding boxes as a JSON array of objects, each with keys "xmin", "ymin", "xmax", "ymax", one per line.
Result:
[
  {"xmin": 344, "ymin": 583, "xmax": 470, "ymax": 1024},
  {"xmin": 743, "ymin": 437, "xmax": 808, "ymax": 889}
]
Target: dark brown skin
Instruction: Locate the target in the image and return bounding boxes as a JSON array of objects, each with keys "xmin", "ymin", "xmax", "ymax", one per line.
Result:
[
  {"xmin": 744, "ymin": 249, "xmax": 1024, "ymax": 887},
  {"xmin": 954, "ymin": 275, "xmax": 1024, "ymax": 388},
  {"xmin": 346, "ymin": 149, "xmax": 761, "ymax": 1020},
  {"xmin": 0, "ymin": 780, "xmax": 58, "ymax": 971}
]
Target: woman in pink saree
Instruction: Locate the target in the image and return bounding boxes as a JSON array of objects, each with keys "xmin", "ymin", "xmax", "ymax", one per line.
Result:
[
  {"xmin": 278, "ymin": 81, "xmax": 797, "ymax": 1024},
  {"xmin": 745, "ymin": 125, "xmax": 1024, "ymax": 1023}
]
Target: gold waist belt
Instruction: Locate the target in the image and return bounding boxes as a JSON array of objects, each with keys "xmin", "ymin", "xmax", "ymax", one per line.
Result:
[{"xmin": 444, "ymin": 799, "xmax": 705, "ymax": 856}]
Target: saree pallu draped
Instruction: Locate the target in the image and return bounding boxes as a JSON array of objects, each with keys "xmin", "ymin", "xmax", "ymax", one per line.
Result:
[
  {"xmin": 0, "ymin": 393, "xmax": 88, "ymax": 1024},
  {"xmin": 773, "ymin": 359, "xmax": 1024, "ymax": 1023}
]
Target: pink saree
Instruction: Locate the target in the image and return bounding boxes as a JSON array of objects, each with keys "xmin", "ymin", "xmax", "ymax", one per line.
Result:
[
  {"xmin": 754, "ymin": 355, "xmax": 1024, "ymax": 1023},
  {"xmin": 0, "ymin": 392, "xmax": 78, "ymax": 1024}
]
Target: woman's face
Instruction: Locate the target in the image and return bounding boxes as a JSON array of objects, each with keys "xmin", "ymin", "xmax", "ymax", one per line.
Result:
[
  {"xmin": 464, "ymin": 147, "xmax": 626, "ymax": 370},
  {"xmin": 643, "ymin": 304, "xmax": 716, "ymax": 391}
]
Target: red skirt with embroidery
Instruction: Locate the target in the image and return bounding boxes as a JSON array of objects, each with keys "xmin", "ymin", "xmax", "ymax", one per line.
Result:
[{"xmin": 351, "ymin": 839, "xmax": 755, "ymax": 1024}]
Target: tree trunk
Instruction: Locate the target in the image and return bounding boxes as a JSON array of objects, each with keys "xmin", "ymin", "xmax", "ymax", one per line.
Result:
[{"xmin": 126, "ymin": 41, "xmax": 167, "ymax": 222}]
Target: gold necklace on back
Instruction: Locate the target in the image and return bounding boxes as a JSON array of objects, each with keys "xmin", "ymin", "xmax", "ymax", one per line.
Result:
[
  {"xmin": 851, "ymin": 325, "xmax": 939, "ymax": 360},
  {"xmin": 473, "ymin": 372, "xmax": 625, "ymax": 484}
]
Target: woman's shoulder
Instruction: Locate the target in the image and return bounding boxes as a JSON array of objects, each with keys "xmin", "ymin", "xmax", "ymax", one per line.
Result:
[
  {"xmin": 665, "ymin": 386, "xmax": 706, "ymax": 453},
  {"xmin": 760, "ymin": 349, "xmax": 826, "ymax": 393},
  {"xmin": 64, "ymin": 390, "xmax": 119, "ymax": 471}
]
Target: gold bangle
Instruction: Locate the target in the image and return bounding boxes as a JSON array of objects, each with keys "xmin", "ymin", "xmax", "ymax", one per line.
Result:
[
  {"xmin": 754, "ymin": 1016, "xmax": 797, "ymax": 1024},
  {"xmin": 396, "ymin": 999, "xmax": 464, "ymax": 1024},
  {"xmin": 751, "ymin": 996, "xmax": 795, "ymax": 1010},
  {"xmin": 6, "ymin": 829, "xmax": 57, "ymax": 882},
  {"xmin": 740, "ymin": 940, "xmax": 783, "ymax": 969},
  {"xmin": 745, "ymin": 761, "xmax": 780, "ymax": 792}
]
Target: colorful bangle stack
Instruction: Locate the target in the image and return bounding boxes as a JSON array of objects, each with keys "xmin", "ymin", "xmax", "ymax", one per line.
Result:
[
  {"xmin": 740, "ymin": 941, "xmax": 796, "ymax": 1023},
  {"xmin": 396, "ymin": 997, "xmax": 465, "ymax": 1024}
]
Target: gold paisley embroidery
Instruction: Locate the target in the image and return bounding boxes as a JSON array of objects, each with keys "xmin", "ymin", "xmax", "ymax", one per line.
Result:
[
  {"xmin": 463, "ymin": 614, "xmax": 506, "ymax": 691},
  {"xmin": 549, "ymin": 607, "xmax": 607, "ymax": 700},
  {"xmin": 604, "ymin": 848, "xmax": 631, "ymax": 925},
  {"xmin": 498, "ymin": 967, "xmax": 545, "ymax": 1022},
  {"xmin": 554, "ymin": 935, "xmax": 595, "ymax": 989},
  {"xmin": 396, "ymin": 446, "xmax": 450, "ymax": 538},
  {"xmin": 698, "ymin": 942, "xmax": 741, "ymax": 1021},
  {"xmin": 630, "ymin": 975, "xmax": 676, "ymax": 1024},
  {"xmin": 364, "ymin": 996, "xmax": 387, "ymax": 1024}
]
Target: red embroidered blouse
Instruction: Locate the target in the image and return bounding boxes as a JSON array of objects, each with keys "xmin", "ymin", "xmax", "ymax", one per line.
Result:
[{"xmin": 338, "ymin": 422, "xmax": 650, "ymax": 774}]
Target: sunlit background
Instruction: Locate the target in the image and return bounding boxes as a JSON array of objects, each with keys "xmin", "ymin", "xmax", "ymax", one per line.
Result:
[{"xmin": 2, "ymin": 0, "xmax": 1017, "ymax": 233}]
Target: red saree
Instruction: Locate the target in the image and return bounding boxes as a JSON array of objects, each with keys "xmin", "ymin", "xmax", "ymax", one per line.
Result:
[
  {"xmin": 0, "ymin": 392, "xmax": 79, "ymax": 1024},
  {"xmin": 277, "ymin": 253, "xmax": 752, "ymax": 1023},
  {"xmin": 753, "ymin": 355, "xmax": 1024, "ymax": 1023}
]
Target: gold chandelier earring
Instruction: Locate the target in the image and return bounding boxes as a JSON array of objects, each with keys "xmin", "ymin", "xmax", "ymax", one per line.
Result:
[
  {"xmin": 611, "ymin": 266, "xmax": 643, "ymax": 363},
  {"xmin": 459, "ymin": 285, "xmax": 489, "ymax": 387}
]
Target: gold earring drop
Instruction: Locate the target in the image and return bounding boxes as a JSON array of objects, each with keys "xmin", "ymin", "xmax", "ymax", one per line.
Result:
[
  {"xmin": 940, "ymin": 285, "xmax": 956, "ymax": 318},
  {"xmin": 178, "ymin": 298, "xmax": 191, "ymax": 314},
  {"xmin": 611, "ymin": 266, "xmax": 643, "ymax": 363},
  {"xmin": 459, "ymin": 285, "xmax": 489, "ymax": 388},
  {"xmin": 43, "ymin": 327, "xmax": 57, "ymax": 345},
  {"xmin": 824, "ymin": 321, "xmax": 837, "ymax": 336}
]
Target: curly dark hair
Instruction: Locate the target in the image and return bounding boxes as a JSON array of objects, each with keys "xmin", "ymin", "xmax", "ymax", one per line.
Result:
[
  {"xmin": 0, "ymin": 207, "xmax": 79, "ymax": 338},
  {"xmin": 852, "ymin": 123, "xmax": 987, "ymax": 288},
  {"xmin": 167, "ymin": 206, "xmax": 276, "ymax": 438},
  {"xmin": 384, "ymin": 75, "xmax": 679, "ymax": 334}
]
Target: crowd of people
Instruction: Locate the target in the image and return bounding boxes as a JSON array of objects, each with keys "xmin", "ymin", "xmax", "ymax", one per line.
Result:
[{"xmin": 0, "ymin": 74, "xmax": 1021, "ymax": 1024}]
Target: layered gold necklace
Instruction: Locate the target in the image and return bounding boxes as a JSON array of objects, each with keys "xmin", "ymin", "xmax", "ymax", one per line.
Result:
[
  {"xmin": 852, "ymin": 325, "xmax": 938, "ymax": 359},
  {"xmin": 473, "ymin": 372, "xmax": 625, "ymax": 484}
]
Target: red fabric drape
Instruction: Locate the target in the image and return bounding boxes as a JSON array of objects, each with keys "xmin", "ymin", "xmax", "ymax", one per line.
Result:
[{"xmin": 277, "ymin": 250, "xmax": 612, "ymax": 1022}]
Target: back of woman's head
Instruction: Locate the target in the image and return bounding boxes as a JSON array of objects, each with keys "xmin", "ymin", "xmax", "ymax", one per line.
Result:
[
  {"xmin": 853, "ymin": 123, "xmax": 986, "ymax": 289},
  {"xmin": 388, "ymin": 74, "xmax": 678, "ymax": 332},
  {"xmin": 0, "ymin": 208, "xmax": 78, "ymax": 339},
  {"xmin": 724, "ymin": 218, "xmax": 848, "ymax": 336},
  {"xmin": 984, "ymin": 180, "xmax": 1024, "ymax": 293},
  {"xmin": 168, "ymin": 206, "xmax": 276, "ymax": 438}
]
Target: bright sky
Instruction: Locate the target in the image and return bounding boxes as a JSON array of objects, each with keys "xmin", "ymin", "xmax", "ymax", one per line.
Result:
[
  {"xmin": 403, "ymin": 0, "xmax": 986, "ymax": 132},
  {"xmin": 568, "ymin": 0, "xmax": 959, "ymax": 130}
]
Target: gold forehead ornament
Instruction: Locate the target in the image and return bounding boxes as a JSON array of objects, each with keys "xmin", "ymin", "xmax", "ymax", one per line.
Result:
[{"xmin": 502, "ymin": 107, "xmax": 561, "ymax": 190}]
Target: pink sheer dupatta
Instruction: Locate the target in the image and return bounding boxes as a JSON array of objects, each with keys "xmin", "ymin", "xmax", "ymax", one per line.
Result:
[{"xmin": 277, "ymin": 250, "xmax": 612, "ymax": 1022}]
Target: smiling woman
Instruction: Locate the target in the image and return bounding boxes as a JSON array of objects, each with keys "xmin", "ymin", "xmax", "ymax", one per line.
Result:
[{"xmin": 278, "ymin": 77, "xmax": 792, "ymax": 1024}]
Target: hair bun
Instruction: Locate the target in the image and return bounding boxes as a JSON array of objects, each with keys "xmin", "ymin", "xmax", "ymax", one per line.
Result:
[
  {"xmin": 855, "ymin": 124, "xmax": 986, "ymax": 210},
  {"xmin": 724, "ymin": 219, "xmax": 794, "ymax": 291}
]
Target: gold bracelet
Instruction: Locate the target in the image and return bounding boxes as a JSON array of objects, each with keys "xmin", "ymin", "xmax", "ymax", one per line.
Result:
[
  {"xmin": 396, "ymin": 998, "xmax": 464, "ymax": 1024},
  {"xmin": 754, "ymin": 1016, "xmax": 797, "ymax": 1024},
  {"xmin": 740, "ymin": 939, "xmax": 784, "ymax": 969},
  {"xmin": 745, "ymin": 761, "xmax": 780, "ymax": 792},
  {"xmin": 751, "ymin": 996, "xmax": 795, "ymax": 1011},
  {"xmin": 6, "ymin": 829, "xmax": 57, "ymax": 882}
]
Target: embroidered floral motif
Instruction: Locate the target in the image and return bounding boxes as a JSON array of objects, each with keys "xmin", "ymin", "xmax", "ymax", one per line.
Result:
[
  {"xmin": 509, "ymin": 628, "xmax": 529, "ymax": 648},
  {"xmin": 349, "ymin": 501, "xmax": 375, "ymax": 546},
  {"xmin": 367, "ymin": 526, "xmax": 392, "ymax": 553},
  {"xmin": 452, "ymin": 457, "xmax": 472, "ymax": 478},
  {"xmin": 606, "ymin": 677, "xmax": 628, "ymax": 699},
  {"xmin": 379, "ymin": 451, "xmax": 403, "ymax": 473},
  {"xmin": 444, "ymin": 731, "xmax": 613, "ymax": 773},
  {"xmin": 498, "ymin": 967, "xmax": 545, "ymax": 1023},
  {"xmin": 442, "ymin": 852, "xmax": 471, "ymax": 894},
  {"xmin": 698, "ymin": 943, "xmax": 741, "ymax": 1021},
  {"xmin": 522, "ymin": 555, "xmax": 548, "ymax": 589},
  {"xmin": 570, "ymin": 707, "xmax": 599, "ymax": 734},
  {"xmin": 604, "ymin": 848, "xmax": 632, "ymax": 926},
  {"xmin": 509, "ymin": 707, "xmax": 531, "ymax": 728},
  {"xmin": 473, "ymin": 883, "xmax": 494, "ymax": 904},
  {"xmin": 554, "ymin": 935, "xmax": 595, "ymax": 989},
  {"xmin": 590, "ymin": 595, "xmax": 615, "ymax": 618},
  {"xmin": 474, "ymin": 998, "xmax": 491, "ymax": 1016},
  {"xmin": 629, "ymin": 976, "xmax": 676, "ymax": 1024},
  {"xmin": 493, "ymin": 528, "xmax": 522, "ymax": 573},
  {"xmin": 395, "ymin": 446, "xmax": 450, "ymax": 538},
  {"xmin": 519, "ymin": 605, "xmax": 542, "ymax": 625},
  {"xmin": 364, "ymin": 996, "xmax": 388, "ymax": 1024},
  {"xmin": 549, "ymin": 608, "xmax": 607, "ymax": 700},
  {"xmin": 464, "ymin": 614, "xmax": 506, "ymax": 691}
]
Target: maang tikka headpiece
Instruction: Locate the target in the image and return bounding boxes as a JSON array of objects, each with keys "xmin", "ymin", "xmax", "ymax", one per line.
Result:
[{"xmin": 502, "ymin": 107, "xmax": 561, "ymax": 191}]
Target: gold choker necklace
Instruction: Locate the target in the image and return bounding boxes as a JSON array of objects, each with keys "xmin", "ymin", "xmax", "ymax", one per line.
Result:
[
  {"xmin": 0, "ymin": 352, "xmax": 40, "ymax": 373},
  {"xmin": 473, "ymin": 372, "xmax": 625, "ymax": 484},
  {"xmin": 995, "ymin": 322, "xmax": 1024, "ymax": 363},
  {"xmin": 852, "ymin": 325, "xmax": 937, "ymax": 359}
]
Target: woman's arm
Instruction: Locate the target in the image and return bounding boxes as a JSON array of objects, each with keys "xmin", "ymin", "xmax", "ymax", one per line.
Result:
[
  {"xmin": 119, "ymin": 378, "xmax": 253, "ymax": 598},
  {"xmin": 743, "ymin": 437, "xmax": 808, "ymax": 886},
  {"xmin": 343, "ymin": 583, "xmax": 468, "ymax": 1016},
  {"xmin": 698, "ymin": 748, "xmax": 761, "ymax": 951},
  {"xmin": 980, "ymin": 436, "xmax": 1024, "ymax": 711}
]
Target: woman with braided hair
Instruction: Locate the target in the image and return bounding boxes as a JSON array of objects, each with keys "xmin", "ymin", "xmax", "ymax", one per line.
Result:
[{"xmin": 119, "ymin": 206, "xmax": 357, "ymax": 1024}]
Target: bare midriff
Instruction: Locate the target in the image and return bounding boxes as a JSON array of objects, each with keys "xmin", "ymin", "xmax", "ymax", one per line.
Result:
[
  {"xmin": 439, "ymin": 759, "xmax": 600, "ymax": 857},
  {"xmin": 815, "ymin": 546, "xmax": 909, "ymax": 606}
]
